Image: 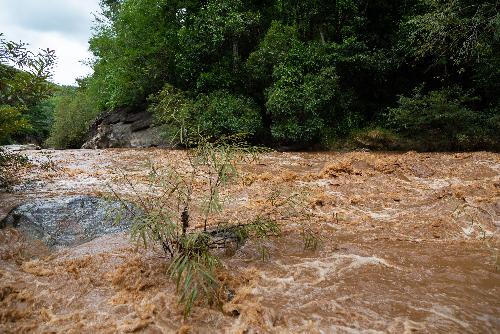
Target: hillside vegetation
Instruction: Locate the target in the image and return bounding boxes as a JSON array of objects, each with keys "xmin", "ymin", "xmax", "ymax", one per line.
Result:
[
  {"xmin": 78, "ymin": 0, "xmax": 498, "ymax": 150},
  {"xmin": 2, "ymin": 1, "xmax": 499, "ymax": 150}
]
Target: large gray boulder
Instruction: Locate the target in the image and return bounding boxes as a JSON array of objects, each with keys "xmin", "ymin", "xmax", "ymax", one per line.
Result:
[{"xmin": 1, "ymin": 195, "xmax": 141, "ymax": 247}]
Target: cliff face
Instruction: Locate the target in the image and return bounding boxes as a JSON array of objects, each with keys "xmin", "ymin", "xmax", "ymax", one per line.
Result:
[{"xmin": 82, "ymin": 107, "xmax": 166, "ymax": 149}]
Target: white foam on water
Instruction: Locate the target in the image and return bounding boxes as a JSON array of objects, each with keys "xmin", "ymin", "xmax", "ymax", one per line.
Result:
[
  {"xmin": 461, "ymin": 225, "xmax": 474, "ymax": 237},
  {"xmin": 387, "ymin": 317, "xmax": 425, "ymax": 334},
  {"xmin": 412, "ymin": 305, "xmax": 470, "ymax": 329},
  {"xmin": 475, "ymin": 159, "xmax": 500, "ymax": 174},
  {"xmin": 326, "ymin": 324, "xmax": 386, "ymax": 334},
  {"xmin": 340, "ymin": 254, "xmax": 393, "ymax": 270},
  {"xmin": 367, "ymin": 209, "xmax": 399, "ymax": 222},
  {"xmin": 460, "ymin": 222, "xmax": 495, "ymax": 239},
  {"xmin": 411, "ymin": 177, "xmax": 450, "ymax": 190},
  {"xmin": 298, "ymin": 179, "xmax": 334, "ymax": 187},
  {"xmin": 259, "ymin": 254, "xmax": 396, "ymax": 289}
]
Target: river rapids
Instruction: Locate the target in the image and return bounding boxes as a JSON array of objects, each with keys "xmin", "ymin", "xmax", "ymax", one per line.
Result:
[{"xmin": 0, "ymin": 148, "xmax": 499, "ymax": 333}]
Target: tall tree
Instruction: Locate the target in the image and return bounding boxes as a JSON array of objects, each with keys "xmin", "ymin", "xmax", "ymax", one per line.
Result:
[{"xmin": 0, "ymin": 33, "xmax": 56, "ymax": 143}]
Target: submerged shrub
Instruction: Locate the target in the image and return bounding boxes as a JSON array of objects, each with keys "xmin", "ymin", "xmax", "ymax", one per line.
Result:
[
  {"xmin": 112, "ymin": 135, "xmax": 281, "ymax": 317},
  {"xmin": 110, "ymin": 133, "xmax": 319, "ymax": 317}
]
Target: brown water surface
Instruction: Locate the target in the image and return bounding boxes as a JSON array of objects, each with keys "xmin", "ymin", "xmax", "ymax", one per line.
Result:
[{"xmin": 0, "ymin": 149, "xmax": 499, "ymax": 333}]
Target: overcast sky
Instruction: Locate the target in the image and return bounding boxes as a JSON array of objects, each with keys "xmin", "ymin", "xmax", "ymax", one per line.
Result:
[{"xmin": 0, "ymin": 0, "xmax": 101, "ymax": 85}]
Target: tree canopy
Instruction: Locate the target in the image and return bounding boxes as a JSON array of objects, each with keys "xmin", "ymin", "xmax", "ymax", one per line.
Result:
[
  {"xmin": 0, "ymin": 33, "xmax": 56, "ymax": 144},
  {"xmin": 22, "ymin": 0, "xmax": 500, "ymax": 150}
]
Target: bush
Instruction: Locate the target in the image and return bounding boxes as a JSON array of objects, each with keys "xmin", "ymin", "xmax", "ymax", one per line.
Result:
[
  {"xmin": 266, "ymin": 63, "xmax": 341, "ymax": 144},
  {"xmin": 194, "ymin": 91, "xmax": 263, "ymax": 138},
  {"xmin": 150, "ymin": 85, "xmax": 263, "ymax": 143},
  {"xmin": 148, "ymin": 84, "xmax": 195, "ymax": 144},
  {"xmin": 46, "ymin": 89, "xmax": 99, "ymax": 149},
  {"xmin": 108, "ymin": 131, "xmax": 322, "ymax": 317},
  {"xmin": 112, "ymin": 136, "xmax": 283, "ymax": 317},
  {"xmin": 0, "ymin": 105, "xmax": 30, "ymax": 144},
  {"xmin": 388, "ymin": 86, "xmax": 499, "ymax": 151}
]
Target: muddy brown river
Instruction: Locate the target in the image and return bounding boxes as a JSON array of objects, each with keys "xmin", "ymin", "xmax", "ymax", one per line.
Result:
[{"xmin": 1, "ymin": 149, "xmax": 499, "ymax": 333}]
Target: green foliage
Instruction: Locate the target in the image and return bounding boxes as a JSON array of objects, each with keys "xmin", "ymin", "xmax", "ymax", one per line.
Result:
[
  {"xmin": 0, "ymin": 81, "xmax": 58, "ymax": 145},
  {"xmin": 0, "ymin": 105, "xmax": 30, "ymax": 144},
  {"xmin": 114, "ymin": 135, "xmax": 280, "ymax": 317},
  {"xmin": 401, "ymin": 1, "xmax": 498, "ymax": 67},
  {"xmin": 277, "ymin": 0, "xmax": 359, "ymax": 43},
  {"xmin": 194, "ymin": 91, "xmax": 263, "ymax": 138},
  {"xmin": 246, "ymin": 21, "xmax": 300, "ymax": 87},
  {"xmin": 22, "ymin": 97, "xmax": 56, "ymax": 143},
  {"xmin": 46, "ymin": 88, "xmax": 99, "ymax": 149},
  {"xmin": 149, "ymin": 84, "xmax": 193, "ymax": 143},
  {"xmin": 0, "ymin": 67, "xmax": 54, "ymax": 109},
  {"xmin": 0, "ymin": 34, "xmax": 56, "ymax": 144},
  {"xmin": 175, "ymin": 0, "xmax": 260, "ymax": 92},
  {"xmin": 84, "ymin": 0, "xmax": 499, "ymax": 150},
  {"xmin": 266, "ymin": 50, "xmax": 347, "ymax": 143},
  {"xmin": 388, "ymin": 86, "xmax": 499, "ymax": 150},
  {"xmin": 88, "ymin": 0, "xmax": 184, "ymax": 108},
  {"xmin": 150, "ymin": 85, "xmax": 263, "ymax": 142}
]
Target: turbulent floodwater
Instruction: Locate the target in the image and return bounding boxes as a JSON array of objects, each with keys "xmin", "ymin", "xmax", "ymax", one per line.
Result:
[{"xmin": 0, "ymin": 148, "xmax": 499, "ymax": 333}]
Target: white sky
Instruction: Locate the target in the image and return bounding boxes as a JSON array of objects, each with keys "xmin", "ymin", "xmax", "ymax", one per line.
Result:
[{"xmin": 0, "ymin": 0, "xmax": 101, "ymax": 85}]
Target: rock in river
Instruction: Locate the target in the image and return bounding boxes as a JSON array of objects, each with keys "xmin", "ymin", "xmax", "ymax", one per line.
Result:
[{"xmin": 0, "ymin": 195, "xmax": 140, "ymax": 247}]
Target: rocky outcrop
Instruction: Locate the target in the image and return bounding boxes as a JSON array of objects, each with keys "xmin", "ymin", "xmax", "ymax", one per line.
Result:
[
  {"xmin": 1, "ymin": 195, "xmax": 141, "ymax": 247},
  {"xmin": 82, "ymin": 107, "xmax": 166, "ymax": 149}
]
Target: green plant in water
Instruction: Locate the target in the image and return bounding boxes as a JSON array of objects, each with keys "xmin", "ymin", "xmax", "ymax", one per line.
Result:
[{"xmin": 112, "ymin": 133, "xmax": 288, "ymax": 317}]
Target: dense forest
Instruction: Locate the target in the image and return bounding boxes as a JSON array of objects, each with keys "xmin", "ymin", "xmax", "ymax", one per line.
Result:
[{"xmin": 2, "ymin": 0, "xmax": 499, "ymax": 150}]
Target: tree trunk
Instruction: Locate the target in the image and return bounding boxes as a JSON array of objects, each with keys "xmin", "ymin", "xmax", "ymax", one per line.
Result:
[
  {"xmin": 232, "ymin": 40, "xmax": 239, "ymax": 69},
  {"xmin": 319, "ymin": 27, "xmax": 326, "ymax": 44}
]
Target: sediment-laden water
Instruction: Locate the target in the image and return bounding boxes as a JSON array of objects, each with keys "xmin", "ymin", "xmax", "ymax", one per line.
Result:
[{"xmin": 1, "ymin": 149, "xmax": 499, "ymax": 333}]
